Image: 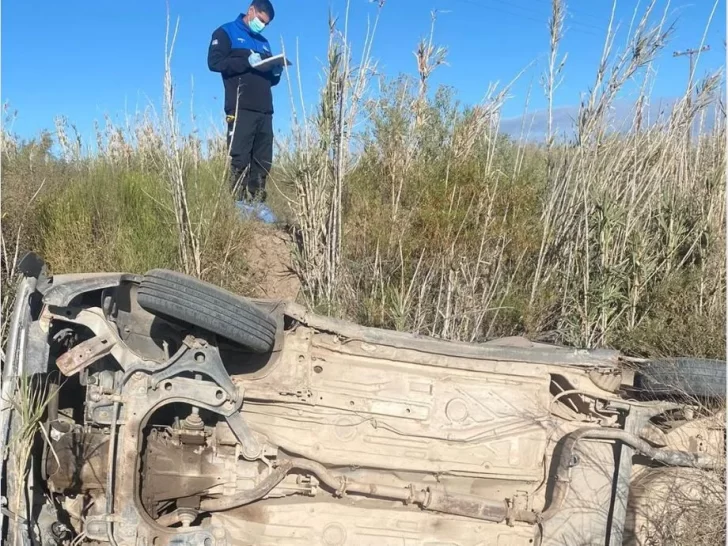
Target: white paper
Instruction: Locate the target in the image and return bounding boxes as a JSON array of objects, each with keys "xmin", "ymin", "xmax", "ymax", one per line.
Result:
[{"xmin": 251, "ymin": 53, "xmax": 292, "ymax": 70}]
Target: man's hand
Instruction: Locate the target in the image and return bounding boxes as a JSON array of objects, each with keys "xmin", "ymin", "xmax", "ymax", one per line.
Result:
[
  {"xmin": 248, "ymin": 52, "xmax": 262, "ymax": 66},
  {"xmin": 271, "ymin": 65, "xmax": 283, "ymax": 77}
]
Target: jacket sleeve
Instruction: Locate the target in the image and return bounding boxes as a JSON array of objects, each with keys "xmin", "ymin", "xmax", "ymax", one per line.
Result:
[{"xmin": 207, "ymin": 27, "xmax": 252, "ymax": 76}]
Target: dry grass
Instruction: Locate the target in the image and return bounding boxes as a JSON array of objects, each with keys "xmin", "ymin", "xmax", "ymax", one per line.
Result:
[
  {"xmin": 627, "ymin": 404, "xmax": 726, "ymax": 546},
  {"xmin": 274, "ymin": 1, "xmax": 383, "ymax": 310},
  {"xmin": 4, "ymin": 374, "xmax": 59, "ymax": 543},
  {"xmin": 270, "ymin": 0, "xmax": 725, "ymax": 357},
  {"xmin": 528, "ymin": 1, "xmax": 725, "ymax": 351},
  {"xmin": 1, "ymin": 0, "xmax": 724, "ymax": 362}
]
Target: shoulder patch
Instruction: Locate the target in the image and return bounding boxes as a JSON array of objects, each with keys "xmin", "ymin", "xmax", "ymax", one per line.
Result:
[{"xmin": 211, "ymin": 38, "xmax": 219, "ymax": 46}]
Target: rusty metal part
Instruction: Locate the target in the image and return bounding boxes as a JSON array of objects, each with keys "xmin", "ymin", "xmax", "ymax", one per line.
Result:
[
  {"xmin": 423, "ymin": 489, "xmax": 508, "ymax": 522},
  {"xmin": 123, "ymin": 343, "xmax": 240, "ymax": 409},
  {"xmin": 105, "ymin": 401, "xmax": 121, "ymax": 546},
  {"xmin": 56, "ymin": 335, "xmax": 116, "ymax": 376},
  {"xmin": 43, "ymin": 306, "xmax": 145, "ymax": 370},
  {"xmin": 200, "ymin": 462, "xmax": 294, "ymax": 512},
  {"xmin": 175, "ymin": 429, "xmax": 208, "ymax": 446},
  {"xmin": 114, "ymin": 352, "xmax": 263, "ymax": 454},
  {"xmin": 142, "ymin": 430, "xmax": 229, "ymax": 513},
  {"xmin": 200, "ymin": 455, "xmax": 539, "ymax": 525},
  {"xmin": 283, "ymin": 457, "xmax": 427, "ymax": 504},
  {"xmin": 423, "ymin": 489, "xmax": 538, "ymax": 524},
  {"xmin": 46, "ymin": 428, "xmax": 109, "ymax": 493},
  {"xmin": 540, "ymin": 426, "xmax": 721, "ymax": 523},
  {"xmin": 286, "ymin": 456, "xmax": 539, "ymax": 525},
  {"xmin": 225, "ymin": 412, "xmax": 262, "ymax": 460},
  {"xmin": 121, "ymin": 343, "xmax": 189, "ymax": 381},
  {"xmin": 147, "ymin": 345, "xmax": 238, "ymax": 403},
  {"xmin": 156, "ymin": 508, "xmax": 199, "ymax": 528},
  {"xmin": 96, "ymin": 375, "xmax": 247, "ymax": 545},
  {"xmin": 181, "ymin": 408, "xmax": 204, "ymax": 431},
  {"xmin": 51, "ymin": 422, "xmax": 263, "ymax": 521},
  {"xmin": 588, "ymin": 368, "xmax": 622, "ymax": 392}
]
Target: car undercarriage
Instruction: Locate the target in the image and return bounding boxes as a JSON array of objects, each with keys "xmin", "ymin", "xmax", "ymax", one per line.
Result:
[{"xmin": 1, "ymin": 254, "xmax": 724, "ymax": 546}]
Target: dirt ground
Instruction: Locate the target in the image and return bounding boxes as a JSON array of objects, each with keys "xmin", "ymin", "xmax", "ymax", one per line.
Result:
[{"xmin": 244, "ymin": 223, "xmax": 301, "ymax": 302}]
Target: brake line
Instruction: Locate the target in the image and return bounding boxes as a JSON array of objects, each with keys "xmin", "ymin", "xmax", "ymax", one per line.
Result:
[
  {"xmin": 201, "ymin": 429, "xmax": 720, "ymax": 528},
  {"xmin": 200, "ymin": 456, "xmax": 538, "ymax": 524}
]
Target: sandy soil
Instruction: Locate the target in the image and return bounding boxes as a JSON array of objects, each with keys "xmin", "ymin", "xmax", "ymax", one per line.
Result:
[{"xmin": 244, "ymin": 223, "xmax": 301, "ymax": 302}]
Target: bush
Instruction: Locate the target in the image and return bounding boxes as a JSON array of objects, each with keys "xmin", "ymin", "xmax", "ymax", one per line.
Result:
[{"xmin": 2, "ymin": 2, "xmax": 724, "ymax": 361}]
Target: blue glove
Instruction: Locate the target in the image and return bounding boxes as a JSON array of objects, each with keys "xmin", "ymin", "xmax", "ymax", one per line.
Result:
[
  {"xmin": 271, "ymin": 65, "xmax": 283, "ymax": 77},
  {"xmin": 248, "ymin": 52, "xmax": 262, "ymax": 67}
]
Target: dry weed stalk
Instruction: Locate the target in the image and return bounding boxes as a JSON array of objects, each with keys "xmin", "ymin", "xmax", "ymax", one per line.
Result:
[
  {"xmin": 5, "ymin": 375, "xmax": 58, "ymax": 544},
  {"xmin": 543, "ymin": 0, "xmax": 567, "ymax": 151},
  {"xmin": 414, "ymin": 11, "xmax": 448, "ymax": 128},
  {"xmin": 54, "ymin": 116, "xmax": 83, "ymax": 162},
  {"xmin": 577, "ymin": 0, "xmax": 672, "ymax": 145},
  {"xmin": 451, "ymin": 84, "xmax": 510, "ymax": 163},
  {"xmin": 282, "ymin": 1, "xmax": 383, "ymax": 309},
  {"xmin": 529, "ymin": 0, "xmax": 725, "ymax": 348},
  {"xmin": 161, "ymin": 4, "xmax": 201, "ymax": 276},
  {"xmin": 1, "ymin": 103, "xmax": 19, "ymax": 158}
]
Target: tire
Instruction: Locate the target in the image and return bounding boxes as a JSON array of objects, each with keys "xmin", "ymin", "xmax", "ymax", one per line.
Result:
[
  {"xmin": 636, "ymin": 358, "xmax": 726, "ymax": 399},
  {"xmin": 137, "ymin": 269, "xmax": 277, "ymax": 353}
]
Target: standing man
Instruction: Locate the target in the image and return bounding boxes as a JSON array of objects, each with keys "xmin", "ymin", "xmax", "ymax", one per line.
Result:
[{"xmin": 208, "ymin": 1, "xmax": 282, "ymax": 202}]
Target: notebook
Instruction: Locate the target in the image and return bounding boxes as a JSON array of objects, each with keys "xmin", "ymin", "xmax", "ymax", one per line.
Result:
[{"xmin": 251, "ymin": 54, "xmax": 292, "ymax": 70}]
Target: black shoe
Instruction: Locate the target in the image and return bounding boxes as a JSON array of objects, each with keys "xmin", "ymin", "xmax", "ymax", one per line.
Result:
[
  {"xmin": 247, "ymin": 175, "xmax": 267, "ymax": 203},
  {"xmin": 229, "ymin": 167, "xmax": 246, "ymax": 200}
]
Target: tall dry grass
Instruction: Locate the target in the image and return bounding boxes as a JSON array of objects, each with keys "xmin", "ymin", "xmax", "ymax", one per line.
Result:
[
  {"xmin": 270, "ymin": 0, "xmax": 725, "ymax": 358},
  {"xmin": 1, "ymin": 0, "xmax": 725, "ymax": 360},
  {"xmin": 275, "ymin": 1, "xmax": 384, "ymax": 310},
  {"xmin": 529, "ymin": 1, "xmax": 725, "ymax": 351}
]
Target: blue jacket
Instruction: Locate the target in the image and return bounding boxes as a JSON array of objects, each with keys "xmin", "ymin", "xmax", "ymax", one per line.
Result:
[{"xmin": 208, "ymin": 14, "xmax": 281, "ymax": 115}]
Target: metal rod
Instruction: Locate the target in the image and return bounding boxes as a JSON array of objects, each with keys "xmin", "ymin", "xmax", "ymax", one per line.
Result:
[
  {"xmin": 104, "ymin": 402, "xmax": 120, "ymax": 546},
  {"xmin": 540, "ymin": 426, "xmax": 720, "ymax": 523},
  {"xmin": 201, "ymin": 455, "xmax": 537, "ymax": 525}
]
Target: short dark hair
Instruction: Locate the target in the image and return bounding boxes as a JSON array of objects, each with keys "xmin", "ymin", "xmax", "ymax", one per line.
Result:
[{"xmin": 251, "ymin": 0, "xmax": 275, "ymax": 21}]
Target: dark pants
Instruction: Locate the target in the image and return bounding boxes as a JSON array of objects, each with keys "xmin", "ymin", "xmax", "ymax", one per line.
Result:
[{"xmin": 227, "ymin": 110, "xmax": 273, "ymax": 201}]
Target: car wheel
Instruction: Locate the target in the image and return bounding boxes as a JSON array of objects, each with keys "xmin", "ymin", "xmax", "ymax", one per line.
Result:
[
  {"xmin": 635, "ymin": 357, "xmax": 726, "ymax": 400},
  {"xmin": 137, "ymin": 269, "xmax": 277, "ymax": 353}
]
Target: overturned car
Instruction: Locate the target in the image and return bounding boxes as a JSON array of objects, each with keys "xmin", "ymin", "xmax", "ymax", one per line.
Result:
[{"xmin": 1, "ymin": 253, "xmax": 725, "ymax": 546}]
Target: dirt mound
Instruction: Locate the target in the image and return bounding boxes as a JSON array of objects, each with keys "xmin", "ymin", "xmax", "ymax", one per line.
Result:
[{"xmin": 245, "ymin": 224, "xmax": 301, "ymax": 302}]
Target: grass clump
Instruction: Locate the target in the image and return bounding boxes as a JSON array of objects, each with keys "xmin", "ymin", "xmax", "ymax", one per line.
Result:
[
  {"xmin": 2, "ymin": 1, "xmax": 725, "ymax": 360},
  {"xmin": 272, "ymin": 1, "xmax": 725, "ymax": 358}
]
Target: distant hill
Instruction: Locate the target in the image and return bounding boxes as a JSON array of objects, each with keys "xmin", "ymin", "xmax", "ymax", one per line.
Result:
[{"xmin": 500, "ymin": 97, "xmax": 723, "ymax": 141}]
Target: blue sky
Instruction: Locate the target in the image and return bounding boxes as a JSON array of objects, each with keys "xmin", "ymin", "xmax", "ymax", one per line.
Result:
[{"xmin": 2, "ymin": 0, "xmax": 725, "ymax": 144}]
